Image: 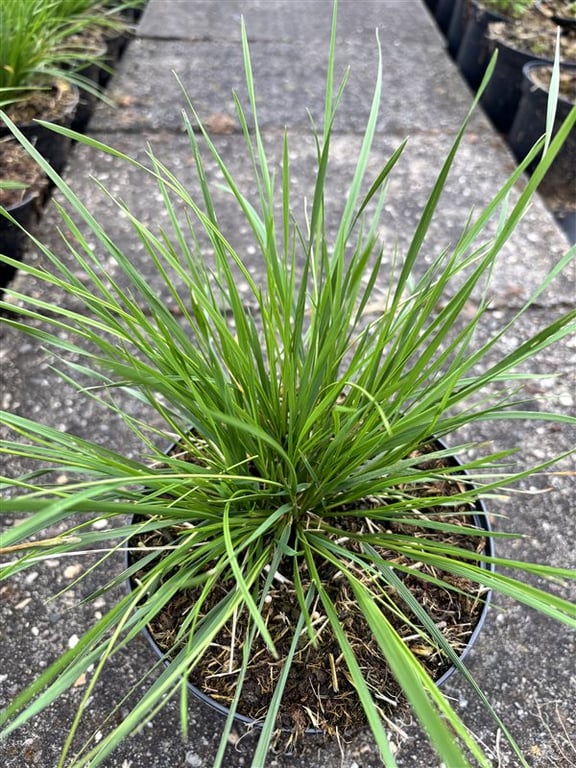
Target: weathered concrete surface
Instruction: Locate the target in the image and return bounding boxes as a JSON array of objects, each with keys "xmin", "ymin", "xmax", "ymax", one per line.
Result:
[
  {"xmin": 9, "ymin": 129, "xmax": 574, "ymax": 313},
  {"xmin": 90, "ymin": 36, "xmax": 484, "ymax": 134},
  {"xmin": 1, "ymin": 1, "xmax": 575, "ymax": 767}
]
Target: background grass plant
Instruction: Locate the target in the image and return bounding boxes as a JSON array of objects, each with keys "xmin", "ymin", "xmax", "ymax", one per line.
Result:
[
  {"xmin": 0, "ymin": 0, "xmax": 139, "ymax": 109},
  {"xmin": 1, "ymin": 1, "xmax": 575, "ymax": 766}
]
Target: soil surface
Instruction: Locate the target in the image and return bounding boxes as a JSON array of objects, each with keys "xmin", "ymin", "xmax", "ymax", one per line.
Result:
[
  {"xmin": 128, "ymin": 445, "xmax": 491, "ymax": 742},
  {"xmin": 479, "ymin": 1, "xmax": 535, "ymax": 21},
  {"xmin": 2, "ymin": 79, "xmax": 78, "ymax": 126},
  {"xmin": 0, "ymin": 140, "xmax": 47, "ymax": 208},
  {"xmin": 537, "ymin": 0, "xmax": 576, "ymax": 25},
  {"xmin": 529, "ymin": 64, "xmax": 576, "ymax": 102},
  {"xmin": 488, "ymin": 6, "xmax": 576, "ymax": 60}
]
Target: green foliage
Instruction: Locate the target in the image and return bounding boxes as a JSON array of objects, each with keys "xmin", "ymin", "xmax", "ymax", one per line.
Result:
[
  {"xmin": 0, "ymin": 0, "xmax": 136, "ymax": 108},
  {"xmin": 481, "ymin": 0, "xmax": 535, "ymax": 19},
  {"xmin": 0, "ymin": 1, "xmax": 575, "ymax": 767}
]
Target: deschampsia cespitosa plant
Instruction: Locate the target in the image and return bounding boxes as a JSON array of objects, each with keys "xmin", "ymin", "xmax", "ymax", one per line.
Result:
[{"xmin": 0, "ymin": 2, "xmax": 575, "ymax": 767}]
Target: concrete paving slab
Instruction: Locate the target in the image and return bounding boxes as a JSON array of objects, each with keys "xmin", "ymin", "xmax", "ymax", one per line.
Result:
[
  {"xmin": 8, "ymin": 126, "xmax": 572, "ymax": 315},
  {"xmin": 91, "ymin": 36, "xmax": 480, "ymax": 135},
  {"xmin": 138, "ymin": 0, "xmax": 445, "ymax": 47}
]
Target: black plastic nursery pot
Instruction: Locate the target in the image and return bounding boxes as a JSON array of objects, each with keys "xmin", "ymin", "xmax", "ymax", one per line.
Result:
[
  {"xmin": 70, "ymin": 46, "xmax": 108, "ymax": 134},
  {"xmin": 435, "ymin": 0, "xmax": 458, "ymax": 35},
  {"xmin": 99, "ymin": 31, "xmax": 131, "ymax": 88},
  {"xmin": 537, "ymin": 0, "xmax": 576, "ymax": 30},
  {"xmin": 480, "ymin": 38, "xmax": 555, "ymax": 133},
  {"xmin": 447, "ymin": 0, "xmax": 467, "ymax": 59},
  {"xmin": 125, "ymin": 440, "xmax": 495, "ymax": 733},
  {"xmin": 457, "ymin": 1, "xmax": 510, "ymax": 91},
  {"xmin": 508, "ymin": 61, "xmax": 576, "ymax": 222},
  {"xmin": 0, "ymin": 138, "xmax": 47, "ymax": 291},
  {"xmin": 0, "ymin": 83, "xmax": 79, "ymax": 176},
  {"xmin": 0, "ymin": 193, "xmax": 42, "ymax": 291}
]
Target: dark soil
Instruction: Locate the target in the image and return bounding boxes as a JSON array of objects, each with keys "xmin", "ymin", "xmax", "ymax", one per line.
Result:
[
  {"xmin": 3, "ymin": 79, "xmax": 78, "ymax": 126},
  {"xmin": 128, "ymin": 445, "xmax": 492, "ymax": 740},
  {"xmin": 0, "ymin": 139, "xmax": 47, "ymax": 208},
  {"xmin": 65, "ymin": 28, "xmax": 108, "ymax": 56},
  {"xmin": 488, "ymin": 6, "xmax": 576, "ymax": 60},
  {"xmin": 537, "ymin": 0, "xmax": 576, "ymax": 24},
  {"xmin": 529, "ymin": 64, "xmax": 576, "ymax": 102}
]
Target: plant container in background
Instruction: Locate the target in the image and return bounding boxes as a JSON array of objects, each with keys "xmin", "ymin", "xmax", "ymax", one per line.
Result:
[
  {"xmin": 457, "ymin": 1, "xmax": 510, "ymax": 90},
  {"xmin": 435, "ymin": 0, "xmax": 457, "ymax": 34},
  {"xmin": 508, "ymin": 61, "xmax": 576, "ymax": 242},
  {"xmin": 480, "ymin": 37, "xmax": 554, "ymax": 132},
  {"xmin": 536, "ymin": 0, "xmax": 576, "ymax": 30},
  {"xmin": 0, "ymin": 141, "xmax": 47, "ymax": 291},
  {"xmin": 0, "ymin": 81, "xmax": 79, "ymax": 175},
  {"xmin": 480, "ymin": 9, "xmax": 576, "ymax": 134},
  {"xmin": 447, "ymin": 0, "xmax": 467, "ymax": 58}
]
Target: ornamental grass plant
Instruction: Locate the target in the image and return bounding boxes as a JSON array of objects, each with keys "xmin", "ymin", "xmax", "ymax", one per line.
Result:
[
  {"xmin": 1, "ymin": 2, "xmax": 575, "ymax": 766},
  {"xmin": 0, "ymin": 0, "xmax": 139, "ymax": 110}
]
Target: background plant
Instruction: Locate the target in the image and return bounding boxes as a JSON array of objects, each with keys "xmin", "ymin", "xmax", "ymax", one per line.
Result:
[
  {"xmin": 1, "ymin": 2, "xmax": 575, "ymax": 767},
  {"xmin": 0, "ymin": 0, "xmax": 140, "ymax": 109},
  {"xmin": 481, "ymin": 0, "xmax": 535, "ymax": 18}
]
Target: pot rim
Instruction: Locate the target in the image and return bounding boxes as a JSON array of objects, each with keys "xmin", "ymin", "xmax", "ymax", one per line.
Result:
[
  {"xmin": 535, "ymin": 0, "xmax": 576, "ymax": 30},
  {"xmin": 522, "ymin": 59, "xmax": 576, "ymax": 105},
  {"xmin": 125, "ymin": 438, "xmax": 495, "ymax": 730},
  {"xmin": 0, "ymin": 78, "xmax": 79, "ymax": 130},
  {"xmin": 2, "ymin": 190, "xmax": 41, "ymax": 212}
]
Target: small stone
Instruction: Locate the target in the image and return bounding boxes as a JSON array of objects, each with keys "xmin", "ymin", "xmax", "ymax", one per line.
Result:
[
  {"xmin": 22, "ymin": 736, "xmax": 43, "ymax": 764},
  {"xmin": 68, "ymin": 634, "xmax": 79, "ymax": 649},
  {"xmin": 63, "ymin": 563, "xmax": 82, "ymax": 579},
  {"xmin": 203, "ymin": 113, "xmax": 235, "ymax": 134}
]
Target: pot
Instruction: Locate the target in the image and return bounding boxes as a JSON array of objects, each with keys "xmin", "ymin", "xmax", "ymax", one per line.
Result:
[
  {"xmin": 457, "ymin": 1, "xmax": 510, "ymax": 91},
  {"xmin": 125, "ymin": 439, "xmax": 495, "ymax": 732},
  {"xmin": 0, "ymin": 139, "xmax": 47, "ymax": 290},
  {"xmin": 447, "ymin": 0, "xmax": 467, "ymax": 59},
  {"xmin": 0, "ymin": 81, "xmax": 79, "ymax": 175},
  {"xmin": 480, "ymin": 34, "xmax": 555, "ymax": 133},
  {"xmin": 435, "ymin": 0, "xmax": 458, "ymax": 34},
  {"xmin": 536, "ymin": 0, "xmax": 576, "ymax": 30},
  {"xmin": 99, "ymin": 32, "xmax": 131, "ymax": 88},
  {"xmin": 508, "ymin": 61, "xmax": 576, "ymax": 164},
  {"xmin": 71, "ymin": 58, "xmax": 104, "ymax": 133},
  {"xmin": 553, "ymin": 210, "xmax": 576, "ymax": 244},
  {"xmin": 508, "ymin": 62, "xmax": 576, "ymax": 235},
  {"xmin": 0, "ymin": 193, "xmax": 42, "ymax": 291},
  {"xmin": 65, "ymin": 39, "xmax": 108, "ymax": 134}
]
